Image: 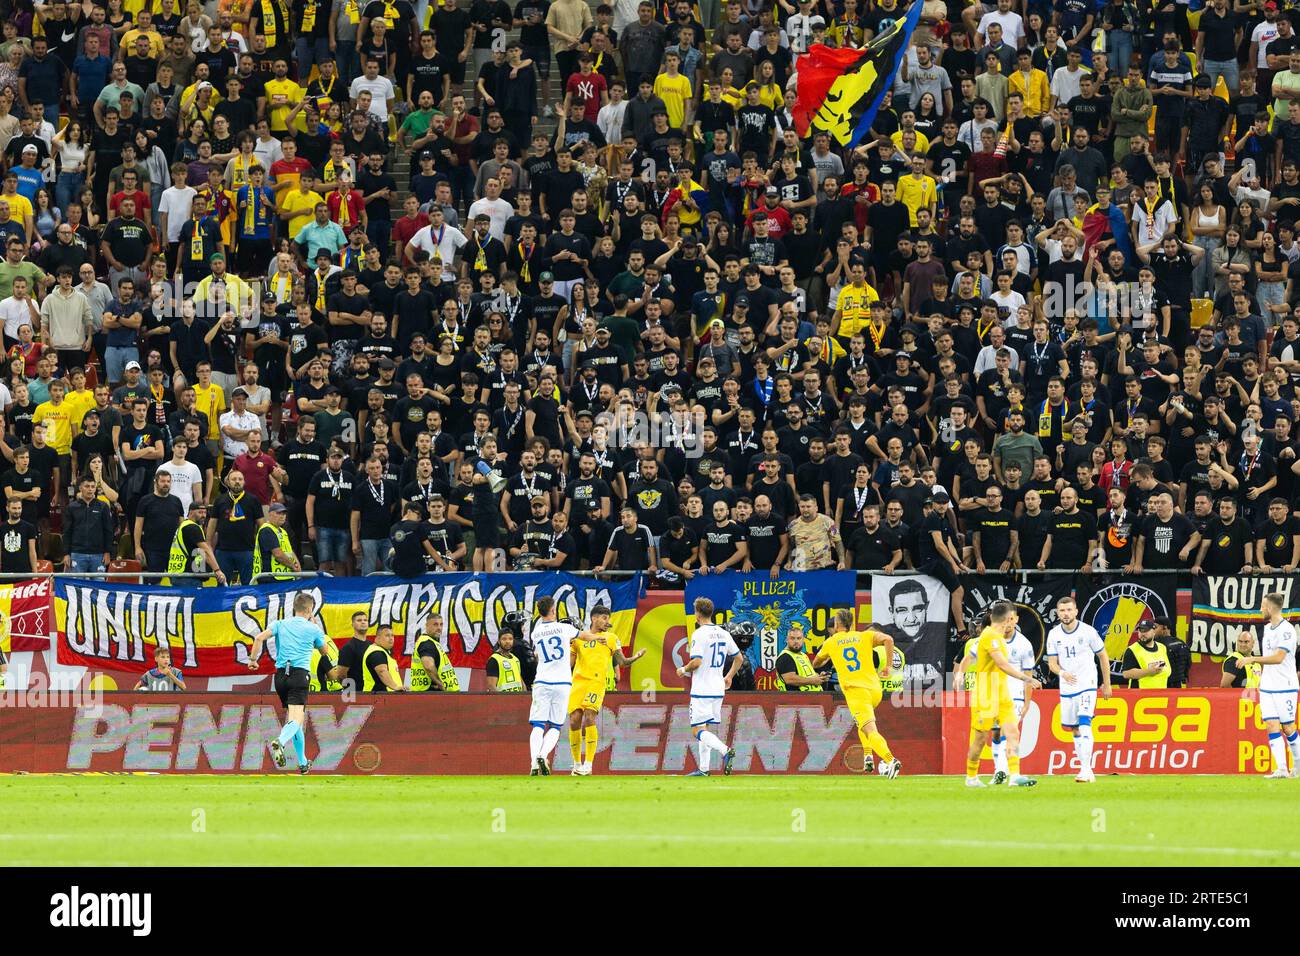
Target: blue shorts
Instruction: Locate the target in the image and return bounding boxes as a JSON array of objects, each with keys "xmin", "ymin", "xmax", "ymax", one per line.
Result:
[{"xmin": 316, "ymin": 526, "xmax": 349, "ymax": 564}]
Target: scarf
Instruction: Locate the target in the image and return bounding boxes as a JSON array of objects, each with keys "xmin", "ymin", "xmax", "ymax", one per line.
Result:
[
  {"xmin": 229, "ymin": 490, "xmax": 247, "ymax": 520},
  {"xmin": 189, "ymin": 214, "xmax": 206, "ymax": 260},
  {"xmin": 301, "ymin": 0, "xmax": 317, "ymax": 31},
  {"xmin": 516, "ymin": 241, "xmax": 533, "ymax": 284},
  {"xmin": 315, "ymin": 268, "xmax": 329, "ymax": 312},
  {"xmin": 242, "ymin": 184, "xmax": 262, "ymax": 235},
  {"xmin": 260, "ymin": 0, "xmax": 285, "ymax": 46}
]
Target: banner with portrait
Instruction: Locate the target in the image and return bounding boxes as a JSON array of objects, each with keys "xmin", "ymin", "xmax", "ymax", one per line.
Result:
[
  {"xmin": 1190, "ymin": 574, "xmax": 1300, "ymax": 657},
  {"xmin": 683, "ymin": 571, "xmax": 855, "ymax": 682},
  {"xmin": 54, "ymin": 573, "xmax": 644, "ymax": 677},
  {"xmin": 868, "ymin": 573, "xmax": 949, "ymax": 688},
  {"xmin": 961, "ymin": 573, "xmax": 1074, "ymax": 678},
  {"xmin": 1077, "ymin": 573, "xmax": 1180, "ymax": 663}
]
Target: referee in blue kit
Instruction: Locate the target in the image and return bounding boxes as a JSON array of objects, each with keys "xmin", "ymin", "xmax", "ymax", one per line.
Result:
[{"xmin": 248, "ymin": 592, "xmax": 337, "ymax": 774}]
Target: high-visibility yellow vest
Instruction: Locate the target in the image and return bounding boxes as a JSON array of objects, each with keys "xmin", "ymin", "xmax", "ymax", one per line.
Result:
[
  {"xmin": 873, "ymin": 644, "xmax": 906, "ymax": 693},
  {"xmin": 361, "ymin": 643, "xmax": 400, "ymax": 692},
  {"xmin": 410, "ymin": 636, "xmax": 461, "ymax": 692},
  {"xmin": 775, "ymin": 649, "xmax": 823, "ymax": 692},
  {"xmin": 251, "ymin": 521, "xmax": 296, "ymax": 579},
  {"xmin": 489, "ymin": 652, "xmax": 524, "ymax": 692},
  {"xmin": 1128, "ymin": 641, "xmax": 1170, "ymax": 688},
  {"xmin": 1225, "ymin": 651, "xmax": 1261, "ymax": 689},
  {"xmin": 963, "ymin": 636, "xmax": 979, "ymax": 692},
  {"xmin": 167, "ymin": 519, "xmax": 204, "ymax": 574},
  {"xmin": 309, "ymin": 645, "xmax": 343, "ymax": 692}
]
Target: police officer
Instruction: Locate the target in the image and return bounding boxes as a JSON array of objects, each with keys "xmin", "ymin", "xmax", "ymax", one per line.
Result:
[
  {"xmin": 361, "ymin": 625, "xmax": 405, "ymax": 693},
  {"xmin": 486, "ymin": 628, "xmax": 526, "ymax": 691},
  {"xmin": 252, "ymin": 502, "xmax": 302, "ymax": 581},
  {"xmin": 409, "ymin": 612, "xmax": 461, "ymax": 691},
  {"xmin": 774, "ymin": 624, "xmax": 829, "ymax": 691},
  {"xmin": 1221, "ymin": 630, "xmax": 1263, "ymax": 688},
  {"xmin": 1120, "ymin": 620, "xmax": 1171, "ymax": 688}
]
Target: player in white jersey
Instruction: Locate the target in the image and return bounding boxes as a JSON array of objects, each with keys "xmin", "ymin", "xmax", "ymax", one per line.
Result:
[
  {"xmin": 1239, "ymin": 592, "xmax": 1300, "ymax": 778},
  {"xmin": 676, "ymin": 597, "xmax": 742, "ymax": 776},
  {"xmin": 525, "ymin": 595, "xmax": 602, "ymax": 776},
  {"xmin": 987, "ymin": 625, "xmax": 1037, "ymax": 781},
  {"xmin": 1045, "ymin": 596, "xmax": 1112, "ymax": 783}
]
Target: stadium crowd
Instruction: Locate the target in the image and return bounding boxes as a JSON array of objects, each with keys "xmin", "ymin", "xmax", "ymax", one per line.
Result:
[{"xmin": 0, "ymin": 0, "xmax": 1298, "ymax": 616}]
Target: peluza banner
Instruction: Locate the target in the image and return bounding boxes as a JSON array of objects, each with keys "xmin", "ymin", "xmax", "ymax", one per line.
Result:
[{"xmin": 55, "ymin": 573, "xmax": 644, "ymax": 677}]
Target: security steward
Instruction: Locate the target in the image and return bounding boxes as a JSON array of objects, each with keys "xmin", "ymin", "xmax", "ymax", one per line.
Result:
[
  {"xmin": 486, "ymin": 628, "xmax": 526, "ymax": 691},
  {"xmin": 167, "ymin": 499, "xmax": 228, "ymax": 585},
  {"xmin": 1221, "ymin": 630, "xmax": 1263, "ymax": 688},
  {"xmin": 409, "ymin": 611, "xmax": 461, "ymax": 691},
  {"xmin": 1120, "ymin": 620, "xmax": 1171, "ymax": 688},
  {"xmin": 774, "ymin": 624, "xmax": 829, "ymax": 691},
  {"xmin": 252, "ymin": 501, "xmax": 303, "ymax": 581},
  {"xmin": 361, "ymin": 625, "xmax": 405, "ymax": 692}
]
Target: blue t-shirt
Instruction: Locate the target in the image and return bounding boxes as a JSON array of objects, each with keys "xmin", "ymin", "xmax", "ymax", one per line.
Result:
[
  {"xmin": 72, "ymin": 54, "xmax": 112, "ymax": 104},
  {"xmin": 10, "ymin": 166, "xmax": 42, "ymax": 205},
  {"xmin": 270, "ymin": 615, "xmax": 327, "ymax": 671}
]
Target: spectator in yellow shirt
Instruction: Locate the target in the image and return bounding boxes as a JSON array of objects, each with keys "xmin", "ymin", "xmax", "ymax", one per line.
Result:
[
  {"xmin": 895, "ymin": 154, "xmax": 939, "ymax": 227},
  {"xmin": 34, "ymin": 378, "xmax": 73, "ymax": 460},
  {"xmin": 653, "ymin": 50, "xmax": 693, "ymax": 129},
  {"xmin": 1008, "ymin": 48, "xmax": 1051, "ymax": 117}
]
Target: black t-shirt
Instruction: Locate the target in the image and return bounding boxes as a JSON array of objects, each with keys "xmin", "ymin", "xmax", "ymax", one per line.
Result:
[
  {"xmin": 1016, "ymin": 510, "xmax": 1051, "ymax": 567},
  {"xmin": 136, "ymin": 491, "xmax": 184, "ymax": 552},
  {"xmin": 703, "ymin": 519, "xmax": 746, "ymax": 567},
  {"xmin": 390, "ymin": 518, "xmax": 430, "ymax": 576},
  {"xmin": 918, "ymin": 510, "xmax": 957, "ymax": 565},
  {"xmin": 1139, "ymin": 512, "xmax": 1196, "ymax": 569},
  {"xmin": 308, "ymin": 467, "xmax": 356, "ymax": 529},
  {"xmin": 973, "ymin": 506, "xmax": 1015, "ymax": 567},
  {"xmin": 1098, "ymin": 507, "xmax": 1137, "ymax": 566},
  {"xmin": 848, "ymin": 522, "xmax": 900, "ymax": 570},
  {"xmin": 605, "ymin": 524, "xmax": 654, "ymax": 570},
  {"xmin": 351, "ymin": 477, "xmax": 398, "ymax": 538},
  {"xmin": 1201, "ymin": 517, "xmax": 1251, "ymax": 575},
  {"xmin": 0, "ymin": 518, "xmax": 35, "ymax": 573},
  {"xmin": 213, "ymin": 492, "xmax": 263, "ymax": 551},
  {"xmin": 1257, "ymin": 516, "xmax": 1300, "ymax": 567},
  {"xmin": 277, "ymin": 440, "xmax": 327, "ymax": 498},
  {"xmin": 1047, "ymin": 509, "xmax": 1093, "ymax": 569}
]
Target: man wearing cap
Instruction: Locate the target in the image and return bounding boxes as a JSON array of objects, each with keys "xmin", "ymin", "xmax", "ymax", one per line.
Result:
[
  {"xmin": 252, "ymin": 500, "xmax": 301, "ymax": 581},
  {"xmin": 1120, "ymin": 619, "xmax": 1172, "ymax": 688},
  {"xmin": 219, "ymin": 387, "xmax": 261, "ymax": 459},
  {"xmin": 166, "ymin": 498, "xmax": 228, "ymax": 585}
]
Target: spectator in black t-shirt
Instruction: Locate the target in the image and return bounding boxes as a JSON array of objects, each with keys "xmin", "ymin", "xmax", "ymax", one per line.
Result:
[
  {"xmin": 390, "ymin": 501, "xmax": 435, "ymax": 577},
  {"xmin": 1041, "ymin": 486, "xmax": 1095, "ymax": 571},
  {"xmin": 210, "ymin": 469, "xmax": 264, "ymax": 585},
  {"xmin": 971, "ymin": 487, "xmax": 1015, "ymax": 572},
  {"xmin": 1254, "ymin": 497, "xmax": 1300, "ymax": 572},
  {"xmin": 596, "ymin": 506, "xmax": 657, "ymax": 573},
  {"xmin": 1191, "ymin": 496, "xmax": 1253, "ymax": 575},
  {"xmin": 658, "ymin": 515, "xmax": 699, "ymax": 582},
  {"xmin": 847, "ymin": 504, "xmax": 902, "ymax": 571},
  {"xmin": 1133, "ymin": 489, "xmax": 1199, "ymax": 570},
  {"xmin": 0, "ymin": 497, "xmax": 37, "ymax": 574}
]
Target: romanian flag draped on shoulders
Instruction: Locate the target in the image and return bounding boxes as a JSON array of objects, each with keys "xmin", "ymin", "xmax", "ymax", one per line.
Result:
[{"xmin": 792, "ymin": 0, "xmax": 924, "ymax": 147}]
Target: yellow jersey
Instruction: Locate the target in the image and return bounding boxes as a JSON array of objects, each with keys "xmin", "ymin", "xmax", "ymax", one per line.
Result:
[
  {"xmin": 65, "ymin": 388, "xmax": 97, "ymax": 435},
  {"xmin": 33, "ymin": 399, "xmax": 73, "ymax": 454},
  {"xmin": 282, "ymin": 188, "xmax": 325, "ymax": 238},
  {"xmin": 572, "ymin": 630, "xmax": 621, "ymax": 683},
  {"xmin": 970, "ymin": 625, "xmax": 1011, "ymax": 707},
  {"xmin": 895, "ymin": 173, "xmax": 938, "ymax": 227},
  {"xmin": 192, "ymin": 382, "xmax": 226, "ymax": 440},
  {"xmin": 264, "ymin": 78, "xmax": 302, "ymax": 133},
  {"xmin": 833, "ymin": 282, "xmax": 879, "ymax": 336},
  {"xmin": 818, "ymin": 629, "xmax": 882, "ymax": 692},
  {"xmin": 890, "ymin": 129, "xmax": 931, "ymax": 156},
  {"xmin": 653, "ymin": 72, "xmax": 692, "ymax": 129}
]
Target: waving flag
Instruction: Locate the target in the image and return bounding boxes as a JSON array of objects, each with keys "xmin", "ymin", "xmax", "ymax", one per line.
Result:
[{"xmin": 792, "ymin": 0, "xmax": 923, "ymax": 147}]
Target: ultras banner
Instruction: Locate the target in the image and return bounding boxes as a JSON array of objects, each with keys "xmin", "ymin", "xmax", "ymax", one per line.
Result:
[
  {"xmin": 54, "ymin": 573, "xmax": 643, "ymax": 677},
  {"xmin": 960, "ymin": 573, "xmax": 1074, "ymax": 679},
  {"xmin": 0, "ymin": 692, "xmax": 943, "ymax": 774},
  {"xmin": 941, "ymin": 688, "xmax": 1281, "ymax": 775},
  {"xmin": 1076, "ymin": 574, "xmax": 1180, "ymax": 663},
  {"xmin": 0, "ymin": 577, "xmax": 52, "ymax": 652},
  {"xmin": 683, "ymin": 570, "xmax": 854, "ymax": 681},
  {"xmin": 1190, "ymin": 574, "xmax": 1300, "ymax": 657}
]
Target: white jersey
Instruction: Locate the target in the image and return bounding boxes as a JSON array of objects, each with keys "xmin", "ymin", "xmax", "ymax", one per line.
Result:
[
  {"xmin": 1045, "ymin": 621, "xmax": 1104, "ymax": 693},
  {"xmin": 688, "ymin": 624, "xmax": 740, "ymax": 699},
  {"xmin": 1004, "ymin": 629, "xmax": 1036, "ymax": 701},
  {"xmin": 530, "ymin": 620, "xmax": 578, "ymax": 685},
  {"xmin": 1260, "ymin": 619, "xmax": 1299, "ymax": 693}
]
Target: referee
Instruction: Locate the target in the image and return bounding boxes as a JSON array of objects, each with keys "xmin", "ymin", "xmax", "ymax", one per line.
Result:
[{"xmin": 247, "ymin": 592, "xmax": 337, "ymax": 774}]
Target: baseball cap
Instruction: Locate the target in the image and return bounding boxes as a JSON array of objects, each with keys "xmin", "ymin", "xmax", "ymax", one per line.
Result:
[
  {"xmin": 231, "ymin": 387, "xmax": 248, "ymax": 399},
  {"xmin": 539, "ymin": 271, "xmax": 554, "ymax": 282},
  {"xmin": 21, "ymin": 145, "xmax": 36, "ymax": 155},
  {"xmin": 1194, "ymin": 74, "xmax": 1213, "ymax": 88},
  {"xmin": 125, "ymin": 360, "xmax": 141, "ymax": 371},
  {"xmin": 377, "ymin": 357, "xmax": 397, "ymax": 370},
  {"xmin": 595, "ymin": 325, "xmax": 611, "ymax": 334},
  {"xmin": 575, "ymin": 408, "xmax": 595, "ymax": 420},
  {"xmin": 269, "ymin": 502, "xmax": 288, "ymax": 514},
  {"xmin": 1136, "ymin": 620, "xmax": 1156, "ymax": 632},
  {"xmin": 734, "ymin": 293, "xmax": 751, "ymax": 309},
  {"xmin": 932, "ymin": 491, "xmax": 951, "ymax": 504},
  {"xmin": 765, "ymin": 186, "xmax": 779, "ymax": 196},
  {"xmin": 1266, "ymin": 1, "xmax": 1278, "ymax": 9}
]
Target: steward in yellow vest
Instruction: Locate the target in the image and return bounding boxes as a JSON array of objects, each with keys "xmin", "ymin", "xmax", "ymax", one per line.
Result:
[
  {"xmin": 361, "ymin": 627, "xmax": 405, "ymax": 693},
  {"xmin": 774, "ymin": 627, "xmax": 828, "ymax": 691},
  {"xmin": 166, "ymin": 501, "xmax": 228, "ymax": 585},
  {"xmin": 251, "ymin": 504, "xmax": 302, "ymax": 581},
  {"xmin": 409, "ymin": 615, "xmax": 461, "ymax": 692},
  {"xmin": 1121, "ymin": 626, "xmax": 1170, "ymax": 688},
  {"xmin": 1223, "ymin": 632, "xmax": 1263, "ymax": 689},
  {"xmin": 486, "ymin": 629, "xmax": 525, "ymax": 692}
]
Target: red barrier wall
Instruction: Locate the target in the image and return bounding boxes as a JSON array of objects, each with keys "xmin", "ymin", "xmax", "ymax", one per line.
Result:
[
  {"xmin": 940, "ymin": 688, "xmax": 1277, "ymax": 775},
  {"xmin": 0, "ymin": 692, "xmax": 943, "ymax": 774}
]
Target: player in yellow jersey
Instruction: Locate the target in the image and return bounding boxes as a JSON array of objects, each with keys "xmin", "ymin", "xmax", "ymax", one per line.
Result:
[
  {"xmin": 813, "ymin": 608, "xmax": 902, "ymax": 778},
  {"xmin": 567, "ymin": 604, "xmax": 644, "ymax": 776},
  {"xmin": 965, "ymin": 601, "xmax": 1041, "ymax": 788}
]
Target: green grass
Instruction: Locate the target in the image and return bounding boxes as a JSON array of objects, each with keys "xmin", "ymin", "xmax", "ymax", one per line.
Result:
[{"xmin": 2, "ymin": 774, "xmax": 1296, "ymax": 866}]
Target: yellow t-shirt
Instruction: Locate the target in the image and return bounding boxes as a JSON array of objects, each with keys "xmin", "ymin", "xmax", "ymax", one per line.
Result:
[
  {"xmin": 572, "ymin": 630, "xmax": 621, "ymax": 682},
  {"xmin": 282, "ymin": 188, "xmax": 324, "ymax": 237},
  {"xmin": 817, "ymin": 629, "xmax": 882, "ymax": 692},
  {"xmin": 970, "ymin": 625, "xmax": 1010, "ymax": 708},
  {"xmin": 33, "ymin": 399, "xmax": 72, "ymax": 454},
  {"xmin": 65, "ymin": 388, "xmax": 97, "ymax": 435},
  {"xmin": 833, "ymin": 281, "xmax": 879, "ymax": 336},
  {"xmin": 890, "ymin": 129, "xmax": 931, "ymax": 156},
  {"xmin": 121, "ymin": 28, "xmax": 166, "ymax": 58},
  {"xmin": 895, "ymin": 173, "xmax": 938, "ymax": 227},
  {"xmin": 192, "ymin": 381, "xmax": 226, "ymax": 439},
  {"xmin": 653, "ymin": 72, "xmax": 692, "ymax": 129},
  {"xmin": 263, "ymin": 78, "xmax": 302, "ymax": 132},
  {"xmin": 3, "ymin": 192, "xmax": 32, "ymax": 226},
  {"xmin": 756, "ymin": 83, "xmax": 784, "ymax": 110}
]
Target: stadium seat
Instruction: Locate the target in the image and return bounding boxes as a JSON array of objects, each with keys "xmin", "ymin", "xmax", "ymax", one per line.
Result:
[{"xmin": 107, "ymin": 559, "xmax": 142, "ymax": 584}]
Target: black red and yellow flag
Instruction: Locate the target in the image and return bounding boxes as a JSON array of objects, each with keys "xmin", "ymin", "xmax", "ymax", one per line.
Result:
[{"xmin": 792, "ymin": 0, "xmax": 923, "ymax": 147}]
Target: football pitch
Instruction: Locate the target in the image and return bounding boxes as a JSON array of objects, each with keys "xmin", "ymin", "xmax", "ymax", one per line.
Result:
[{"xmin": 3, "ymin": 774, "xmax": 1296, "ymax": 867}]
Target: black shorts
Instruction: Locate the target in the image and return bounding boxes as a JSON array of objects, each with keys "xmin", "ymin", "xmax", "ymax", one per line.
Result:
[
  {"xmin": 275, "ymin": 666, "xmax": 310, "ymax": 706},
  {"xmin": 920, "ymin": 558, "xmax": 961, "ymax": 594}
]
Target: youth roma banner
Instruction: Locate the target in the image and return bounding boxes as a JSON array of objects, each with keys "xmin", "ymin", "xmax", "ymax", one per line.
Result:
[
  {"xmin": 54, "ymin": 573, "xmax": 643, "ymax": 677},
  {"xmin": 1075, "ymin": 573, "xmax": 1180, "ymax": 664},
  {"xmin": 869, "ymin": 573, "xmax": 948, "ymax": 688},
  {"xmin": 1190, "ymin": 574, "xmax": 1300, "ymax": 657},
  {"xmin": 0, "ymin": 577, "xmax": 52, "ymax": 652},
  {"xmin": 683, "ymin": 571, "xmax": 854, "ymax": 682},
  {"xmin": 960, "ymin": 573, "xmax": 1074, "ymax": 680}
]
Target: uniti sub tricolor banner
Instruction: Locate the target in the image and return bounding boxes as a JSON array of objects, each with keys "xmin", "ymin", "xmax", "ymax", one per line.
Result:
[{"xmin": 54, "ymin": 573, "xmax": 643, "ymax": 677}]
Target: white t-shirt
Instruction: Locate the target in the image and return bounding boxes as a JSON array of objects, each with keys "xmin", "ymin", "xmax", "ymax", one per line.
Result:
[
  {"xmin": 1253, "ymin": 21, "xmax": 1280, "ymax": 68},
  {"xmin": 253, "ymin": 136, "xmax": 283, "ymax": 172},
  {"xmin": 989, "ymin": 288, "xmax": 1025, "ymax": 320},
  {"xmin": 978, "ymin": 9, "xmax": 1024, "ymax": 47},
  {"xmin": 1046, "ymin": 622, "xmax": 1104, "ymax": 692},
  {"xmin": 156, "ymin": 460, "xmax": 203, "ymax": 512},
  {"xmin": 466, "ymin": 196, "xmax": 514, "ymax": 243},
  {"xmin": 1261, "ymin": 619, "xmax": 1299, "ymax": 692},
  {"xmin": 597, "ymin": 100, "xmax": 628, "ymax": 151},
  {"xmin": 1049, "ymin": 65, "xmax": 1089, "ymax": 106},
  {"xmin": 349, "ymin": 75, "xmax": 396, "ymax": 121},
  {"xmin": 158, "ymin": 185, "xmax": 197, "ymax": 243},
  {"xmin": 0, "ymin": 295, "xmax": 36, "ymax": 340},
  {"xmin": 409, "ymin": 223, "xmax": 468, "ymax": 280},
  {"xmin": 530, "ymin": 619, "xmax": 578, "ymax": 684},
  {"xmin": 688, "ymin": 623, "xmax": 740, "ymax": 698},
  {"xmin": 1004, "ymin": 629, "xmax": 1037, "ymax": 700},
  {"xmin": 1132, "ymin": 198, "xmax": 1179, "ymax": 245}
]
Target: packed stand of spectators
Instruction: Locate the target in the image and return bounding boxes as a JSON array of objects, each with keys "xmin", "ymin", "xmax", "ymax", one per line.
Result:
[{"xmin": 3, "ymin": 0, "xmax": 1300, "ymax": 602}]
